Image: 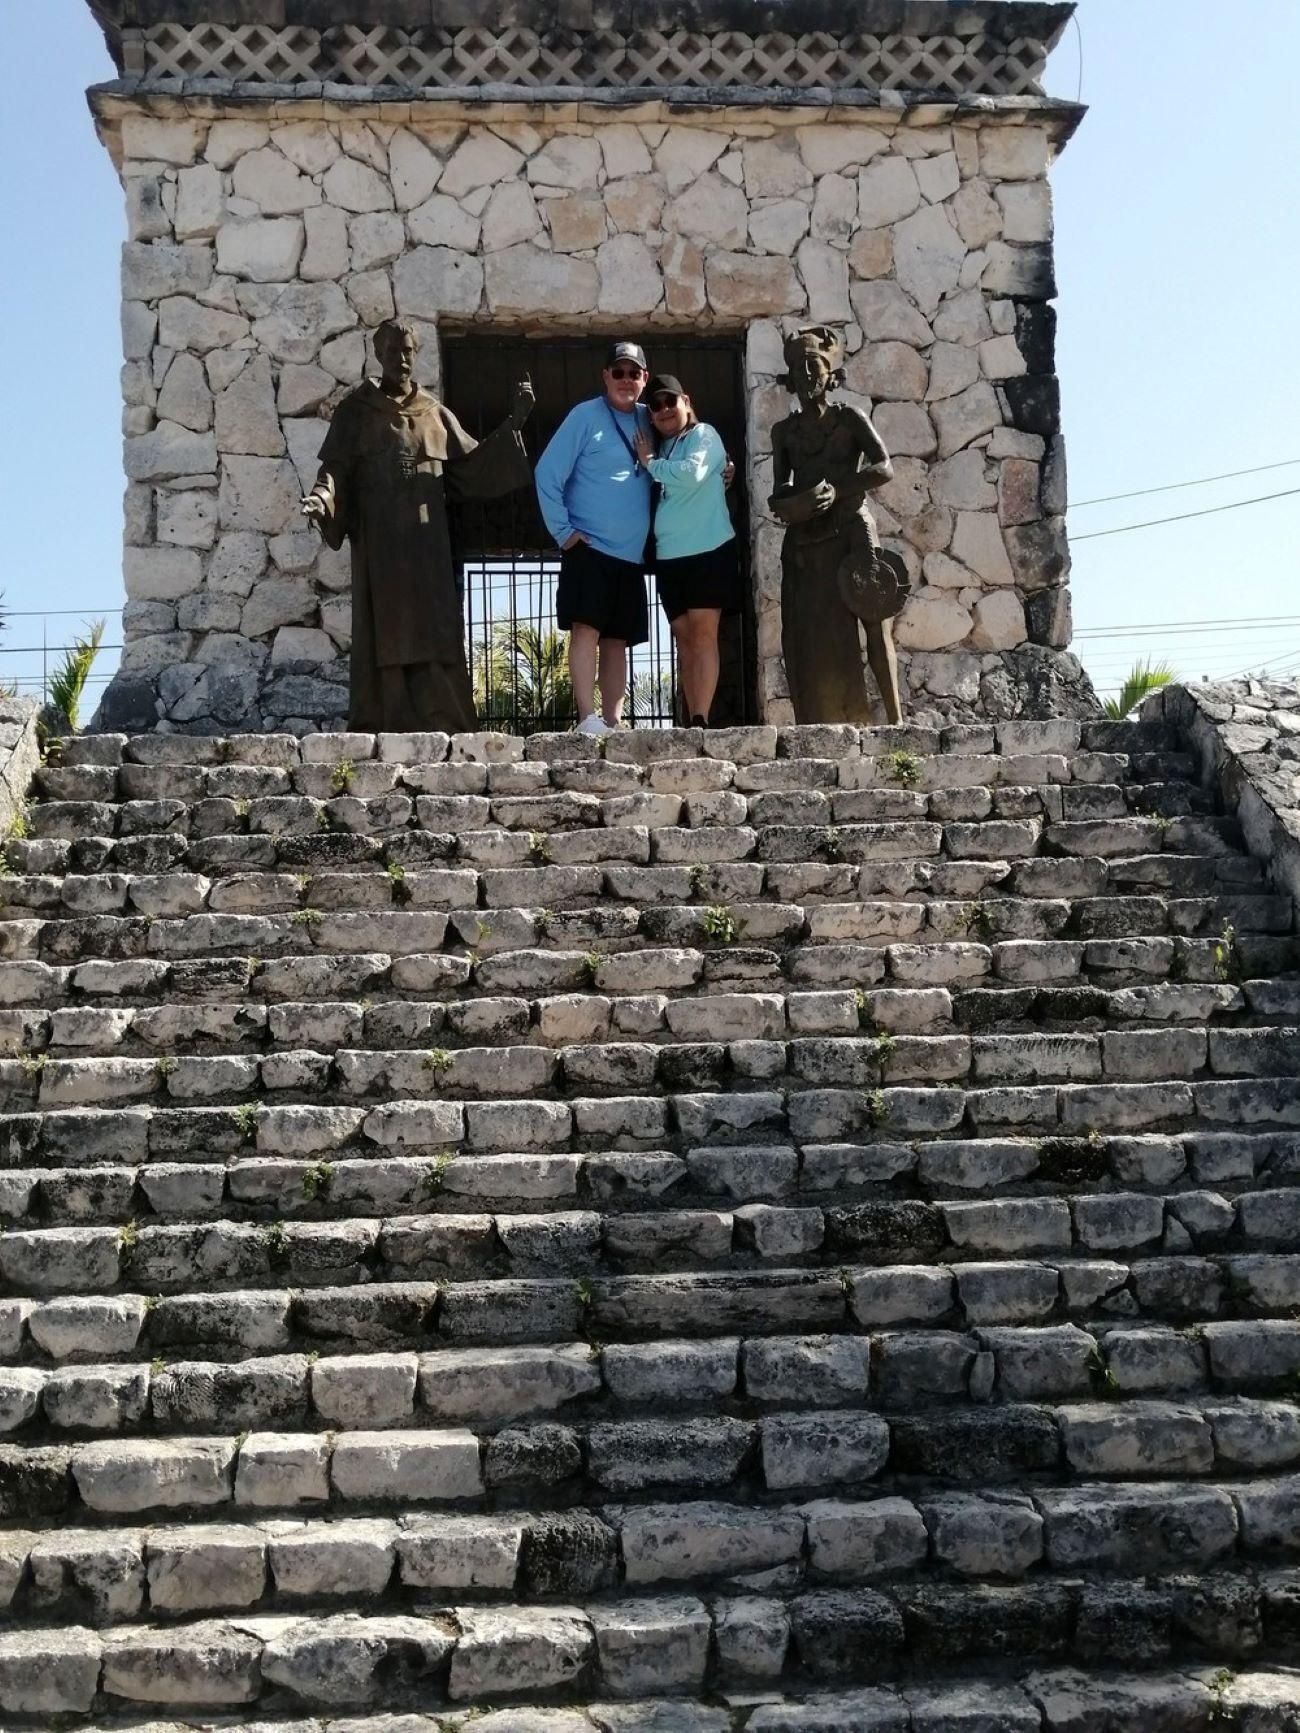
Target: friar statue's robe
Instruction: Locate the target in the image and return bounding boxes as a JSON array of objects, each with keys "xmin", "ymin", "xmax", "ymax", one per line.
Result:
[{"xmin": 311, "ymin": 380, "xmax": 532, "ymax": 732}]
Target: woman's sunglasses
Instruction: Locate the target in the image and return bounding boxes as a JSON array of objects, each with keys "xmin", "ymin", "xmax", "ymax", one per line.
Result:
[
  {"xmin": 608, "ymin": 366, "xmax": 646, "ymax": 381},
  {"xmin": 649, "ymin": 395, "xmax": 681, "ymax": 411}
]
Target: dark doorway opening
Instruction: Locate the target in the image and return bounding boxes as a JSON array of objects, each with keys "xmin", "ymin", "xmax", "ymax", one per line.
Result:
[{"xmin": 443, "ymin": 332, "xmax": 755, "ymax": 733}]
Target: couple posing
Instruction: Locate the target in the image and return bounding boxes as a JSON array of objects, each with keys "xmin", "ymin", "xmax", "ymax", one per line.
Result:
[{"xmin": 535, "ymin": 341, "xmax": 739, "ymax": 737}]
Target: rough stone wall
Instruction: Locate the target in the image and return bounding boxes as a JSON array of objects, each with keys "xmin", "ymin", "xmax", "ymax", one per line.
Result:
[
  {"xmin": 97, "ymin": 96, "xmax": 1078, "ymax": 733},
  {"xmin": 1154, "ymin": 679, "xmax": 1300, "ymax": 917}
]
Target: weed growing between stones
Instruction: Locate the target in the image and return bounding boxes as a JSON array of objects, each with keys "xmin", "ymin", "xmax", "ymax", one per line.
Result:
[
  {"xmin": 1086, "ymin": 1344, "xmax": 1120, "ymax": 1397},
  {"xmin": 688, "ymin": 862, "xmax": 711, "ymax": 901},
  {"xmin": 424, "ymin": 1049, "xmax": 454, "ymax": 1081},
  {"xmin": 822, "ymin": 826, "xmax": 842, "ymax": 862},
  {"xmin": 316, "ymin": 805, "xmax": 338, "ymax": 832},
  {"xmin": 302, "ymin": 1161, "xmax": 333, "ymax": 1202},
  {"xmin": 528, "ymin": 830, "xmax": 553, "ymax": 865},
  {"xmin": 154, "ymin": 1056, "xmax": 177, "ymax": 1085},
  {"xmin": 885, "ymin": 749, "xmax": 923, "ymax": 787},
  {"xmin": 292, "ymin": 907, "xmax": 324, "ymax": 931},
  {"xmin": 422, "ymin": 1151, "xmax": 454, "ymax": 1195},
  {"xmin": 263, "ymin": 1221, "xmax": 289, "ymax": 1270},
  {"xmin": 1207, "ymin": 1668, "xmax": 1235, "ymax": 1722},
  {"xmin": 866, "ymin": 1089, "xmax": 890, "ymax": 1128},
  {"xmin": 1214, "ymin": 921, "xmax": 1240, "ymax": 982},
  {"xmin": 387, "ymin": 861, "xmax": 412, "ymax": 905},
  {"xmin": 874, "ymin": 1031, "xmax": 896, "ymax": 1074},
  {"xmin": 330, "ymin": 759, "xmax": 356, "ymax": 795},
  {"xmin": 582, "ymin": 952, "xmax": 601, "ymax": 986},
  {"xmin": 232, "ymin": 1102, "xmax": 260, "ymax": 1143},
  {"xmin": 701, "ymin": 905, "xmax": 743, "ymax": 945},
  {"xmin": 854, "ymin": 989, "xmax": 875, "ymax": 1032}
]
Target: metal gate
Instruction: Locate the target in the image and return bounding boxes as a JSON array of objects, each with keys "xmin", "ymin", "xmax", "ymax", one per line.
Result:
[{"xmin": 443, "ymin": 334, "xmax": 754, "ymax": 733}]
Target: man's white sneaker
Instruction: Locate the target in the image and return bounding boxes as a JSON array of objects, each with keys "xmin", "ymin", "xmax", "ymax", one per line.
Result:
[{"xmin": 575, "ymin": 714, "xmax": 611, "ymax": 737}]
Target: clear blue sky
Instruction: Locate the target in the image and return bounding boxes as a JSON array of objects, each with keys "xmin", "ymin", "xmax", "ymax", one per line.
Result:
[{"xmin": 2, "ymin": 0, "xmax": 1297, "ymax": 704}]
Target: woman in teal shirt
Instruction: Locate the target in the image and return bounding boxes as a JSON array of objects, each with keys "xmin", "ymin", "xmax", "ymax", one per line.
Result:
[{"xmin": 634, "ymin": 373, "xmax": 739, "ymax": 728}]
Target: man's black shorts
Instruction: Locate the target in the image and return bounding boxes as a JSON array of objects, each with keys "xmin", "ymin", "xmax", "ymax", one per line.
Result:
[{"xmin": 557, "ymin": 542, "xmax": 650, "ymax": 646}]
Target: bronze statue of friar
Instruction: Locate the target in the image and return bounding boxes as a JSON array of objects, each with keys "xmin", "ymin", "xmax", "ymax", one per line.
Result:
[
  {"xmin": 302, "ymin": 318, "xmax": 535, "ymax": 733},
  {"xmin": 769, "ymin": 325, "xmax": 910, "ymax": 725}
]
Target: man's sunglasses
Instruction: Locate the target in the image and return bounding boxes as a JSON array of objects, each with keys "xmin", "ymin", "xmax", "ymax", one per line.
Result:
[
  {"xmin": 649, "ymin": 395, "xmax": 681, "ymax": 412},
  {"xmin": 607, "ymin": 366, "xmax": 646, "ymax": 380}
]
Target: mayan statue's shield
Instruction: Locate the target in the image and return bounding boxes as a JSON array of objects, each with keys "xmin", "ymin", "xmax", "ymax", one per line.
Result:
[{"xmin": 837, "ymin": 540, "xmax": 912, "ymax": 625}]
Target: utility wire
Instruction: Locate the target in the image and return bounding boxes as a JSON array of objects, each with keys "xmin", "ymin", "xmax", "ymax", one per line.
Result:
[
  {"xmin": 1072, "ymin": 487, "xmax": 1300, "ymax": 542},
  {"xmin": 1076, "ymin": 610, "xmax": 1300, "ymax": 635},
  {"xmin": 1073, "ymin": 457, "xmax": 1300, "ymax": 509}
]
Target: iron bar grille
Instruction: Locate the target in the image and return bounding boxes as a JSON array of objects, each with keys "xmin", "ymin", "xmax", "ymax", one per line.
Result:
[{"xmin": 444, "ymin": 334, "xmax": 755, "ymax": 736}]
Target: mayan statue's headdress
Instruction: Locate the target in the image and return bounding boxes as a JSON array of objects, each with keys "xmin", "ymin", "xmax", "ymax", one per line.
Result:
[{"xmin": 782, "ymin": 325, "xmax": 845, "ymax": 375}]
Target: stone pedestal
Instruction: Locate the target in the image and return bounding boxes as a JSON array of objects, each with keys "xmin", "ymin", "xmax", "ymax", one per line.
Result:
[{"xmin": 85, "ymin": 0, "xmax": 1092, "ymax": 730}]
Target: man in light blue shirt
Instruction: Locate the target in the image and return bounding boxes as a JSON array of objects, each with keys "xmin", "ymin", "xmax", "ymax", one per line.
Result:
[{"xmin": 535, "ymin": 341, "xmax": 653, "ymax": 735}]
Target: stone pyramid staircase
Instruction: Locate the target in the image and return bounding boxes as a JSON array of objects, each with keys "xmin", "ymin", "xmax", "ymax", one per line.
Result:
[{"xmin": 1, "ymin": 713, "xmax": 1299, "ymax": 1730}]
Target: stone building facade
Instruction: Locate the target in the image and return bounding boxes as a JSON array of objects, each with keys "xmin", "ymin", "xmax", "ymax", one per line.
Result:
[{"xmin": 86, "ymin": 1, "xmax": 1087, "ymax": 732}]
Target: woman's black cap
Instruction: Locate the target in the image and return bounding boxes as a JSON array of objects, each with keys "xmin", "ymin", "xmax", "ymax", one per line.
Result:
[{"xmin": 646, "ymin": 374, "xmax": 686, "ymax": 403}]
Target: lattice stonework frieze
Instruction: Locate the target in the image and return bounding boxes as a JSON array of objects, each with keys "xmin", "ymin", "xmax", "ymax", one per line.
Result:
[{"xmin": 135, "ymin": 23, "xmax": 1050, "ymax": 96}]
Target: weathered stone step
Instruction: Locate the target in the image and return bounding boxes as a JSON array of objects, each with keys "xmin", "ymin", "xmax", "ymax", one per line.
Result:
[
  {"xmin": 0, "ymin": 1389, "xmax": 1295, "ymax": 1519},
  {"xmin": 0, "ymin": 1477, "xmax": 1295, "ymax": 1628},
  {"xmin": 9, "ymin": 1017, "xmax": 1300, "ymax": 1109},
  {"xmin": 42, "ymin": 1669, "xmax": 1300, "ymax": 1733},
  {"xmin": 0, "ymin": 1586, "xmax": 1278, "ymax": 1718}
]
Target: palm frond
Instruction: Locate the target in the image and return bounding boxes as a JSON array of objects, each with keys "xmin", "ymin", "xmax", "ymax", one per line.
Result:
[
  {"xmin": 1102, "ymin": 659, "xmax": 1176, "ymax": 720},
  {"xmin": 48, "ymin": 620, "xmax": 106, "ymax": 731}
]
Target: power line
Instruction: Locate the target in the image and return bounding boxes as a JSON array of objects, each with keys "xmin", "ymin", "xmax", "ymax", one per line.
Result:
[
  {"xmin": 1072, "ymin": 487, "xmax": 1300, "ymax": 542},
  {"xmin": 1075, "ymin": 610, "xmax": 1300, "ymax": 635},
  {"xmin": 1073, "ymin": 457, "xmax": 1300, "ymax": 509}
]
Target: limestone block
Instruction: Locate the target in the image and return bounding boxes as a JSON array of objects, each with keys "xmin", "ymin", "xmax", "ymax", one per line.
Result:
[
  {"xmin": 599, "ymin": 124, "xmax": 652, "ymax": 179},
  {"xmin": 100, "ymin": 1621, "xmax": 261, "ymax": 1705},
  {"xmin": 849, "ymin": 280, "xmax": 933, "ymax": 346},
  {"xmin": 346, "ymin": 270, "xmax": 395, "ymax": 326},
  {"xmin": 175, "ymin": 164, "xmax": 223, "ymax": 240},
  {"xmin": 811, "ymin": 173, "xmax": 857, "ymax": 244},
  {"xmin": 931, "ymin": 450, "xmax": 996, "ymax": 510},
  {"xmin": 982, "ymin": 241, "xmax": 1055, "ymax": 299},
  {"xmin": 546, "ymin": 195, "xmax": 608, "ymax": 252},
  {"xmin": 126, "ymin": 174, "xmax": 169, "ymax": 241},
  {"xmin": 251, "ymin": 281, "xmax": 354, "ymax": 364},
  {"xmin": 933, "ymin": 382, "xmax": 1002, "ymax": 458},
  {"xmin": 980, "ymin": 127, "xmax": 1052, "ymax": 180},
  {"xmin": 852, "ymin": 342, "xmax": 927, "ymax": 402},
  {"xmin": 157, "ymin": 489, "xmax": 218, "ymax": 550},
  {"xmin": 411, "ymin": 191, "xmax": 483, "ymax": 251},
  {"xmin": 799, "ymin": 124, "xmax": 890, "ymax": 176},
  {"xmin": 220, "ymin": 457, "xmax": 302, "ymax": 535},
  {"xmin": 242, "ymin": 577, "xmax": 316, "ymax": 640},
  {"xmin": 590, "ymin": 1596, "xmax": 709, "ymax": 1698},
  {"xmin": 797, "ymin": 239, "xmax": 852, "ymax": 321},
  {"xmin": 232, "ymin": 147, "xmax": 320, "ymax": 216},
  {"xmin": 450, "ymin": 1606, "xmax": 592, "ymax": 1699},
  {"xmin": 124, "ymin": 423, "xmax": 217, "ymax": 483},
  {"xmin": 121, "ymin": 116, "xmax": 202, "ymax": 165},
  {"xmin": 892, "ymin": 203, "xmax": 966, "ymax": 315},
  {"xmin": 486, "ymin": 246, "xmax": 597, "ymax": 316},
  {"xmin": 74, "ymin": 1438, "xmax": 235, "ymax": 1512},
  {"xmin": 275, "ymin": 121, "xmax": 340, "ymax": 176},
  {"xmin": 215, "ymin": 356, "xmax": 285, "ymax": 457},
  {"xmin": 389, "ymin": 129, "xmax": 441, "ymax": 209},
  {"xmin": 278, "ymin": 363, "xmax": 335, "ymax": 417},
  {"xmin": 859, "ymin": 157, "xmax": 920, "ymax": 227},
  {"xmin": 272, "ymin": 626, "xmax": 335, "ymax": 664},
  {"xmin": 804, "ymin": 1496, "xmax": 928, "ymax": 1575},
  {"xmin": 146, "ymin": 1525, "xmax": 266, "ymax": 1612},
  {"xmin": 971, "ymin": 591, "xmax": 1027, "ymax": 651},
  {"xmin": 998, "ymin": 180, "xmax": 1053, "ymax": 243},
  {"xmin": 746, "ymin": 135, "xmax": 815, "ymax": 202},
  {"xmin": 661, "ymin": 236, "xmax": 706, "ymax": 318},
  {"xmin": 350, "ymin": 212, "xmax": 405, "ymax": 272},
  {"xmin": 597, "ymin": 235, "xmax": 663, "ymax": 314},
  {"xmin": 216, "ymin": 217, "xmax": 305, "ymax": 283},
  {"xmin": 655, "ymin": 129, "xmax": 727, "ymax": 194},
  {"xmin": 873, "ymin": 402, "xmax": 936, "ymax": 458},
  {"xmin": 322, "ymin": 154, "xmax": 394, "ymax": 213},
  {"xmin": 705, "ymin": 253, "xmax": 804, "ymax": 319},
  {"xmin": 933, "ymin": 287, "xmax": 992, "ymax": 345},
  {"xmin": 916, "ymin": 151, "xmax": 960, "ymax": 203},
  {"xmin": 122, "ymin": 242, "xmax": 213, "ymax": 303},
  {"xmin": 528, "ymin": 135, "xmax": 602, "ymax": 189},
  {"xmin": 0, "ymin": 1629, "xmax": 102, "ymax": 1714},
  {"xmin": 894, "ymin": 589, "xmax": 973, "ymax": 651},
  {"xmin": 156, "ymin": 354, "xmax": 214, "ymax": 433},
  {"xmin": 206, "ymin": 120, "xmax": 269, "ymax": 168},
  {"xmin": 715, "ymin": 1596, "xmax": 789, "ymax": 1682},
  {"xmin": 440, "ymin": 133, "xmax": 525, "ymax": 199},
  {"xmin": 321, "ymin": 330, "xmax": 368, "ymax": 384},
  {"xmin": 951, "ymin": 179, "xmax": 1003, "ymax": 247},
  {"xmin": 927, "ymin": 343, "xmax": 981, "ymax": 402},
  {"xmin": 395, "ymin": 246, "xmax": 485, "ymax": 317},
  {"xmin": 977, "ymin": 335, "xmax": 1025, "ymax": 382},
  {"xmin": 850, "ymin": 227, "xmax": 893, "ymax": 280},
  {"xmin": 208, "ymin": 532, "xmax": 268, "ymax": 596},
  {"xmin": 331, "ymin": 1429, "xmax": 482, "ymax": 1501},
  {"xmin": 668, "ymin": 174, "xmax": 749, "ymax": 249},
  {"xmin": 235, "ymin": 1433, "xmax": 329, "ymax": 1506},
  {"xmin": 301, "ymin": 205, "xmax": 351, "ymax": 282},
  {"xmin": 603, "ymin": 175, "xmax": 663, "ymax": 236}
]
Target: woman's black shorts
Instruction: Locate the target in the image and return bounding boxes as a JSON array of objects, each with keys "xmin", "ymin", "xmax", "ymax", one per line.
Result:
[
  {"xmin": 654, "ymin": 540, "xmax": 742, "ymax": 623},
  {"xmin": 556, "ymin": 542, "xmax": 649, "ymax": 646}
]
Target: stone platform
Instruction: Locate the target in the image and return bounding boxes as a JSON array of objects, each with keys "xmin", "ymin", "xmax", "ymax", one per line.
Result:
[{"xmin": 0, "ymin": 711, "xmax": 1297, "ymax": 1720}]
